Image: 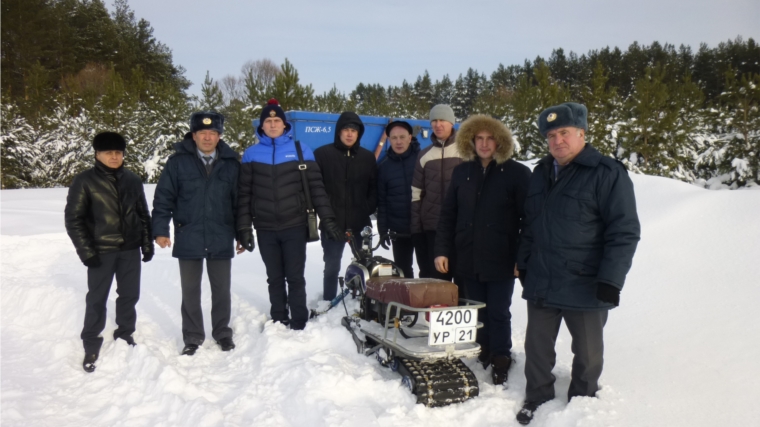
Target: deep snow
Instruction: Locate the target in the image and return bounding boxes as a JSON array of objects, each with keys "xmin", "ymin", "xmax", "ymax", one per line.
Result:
[{"xmin": 2, "ymin": 174, "xmax": 760, "ymax": 427}]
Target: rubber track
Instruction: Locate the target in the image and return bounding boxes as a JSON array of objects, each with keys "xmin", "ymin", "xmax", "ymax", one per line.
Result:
[{"xmin": 398, "ymin": 358, "xmax": 479, "ymax": 407}]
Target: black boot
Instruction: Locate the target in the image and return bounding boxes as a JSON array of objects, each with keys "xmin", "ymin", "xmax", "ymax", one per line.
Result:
[
  {"xmin": 82, "ymin": 352, "xmax": 98, "ymax": 373},
  {"xmin": 181, "ymin": 344, "xmax": 199, "ymax": 356},
  {"xmin": 491, "ymin": 355, "xmax": 512, "ymax": 385},
  {"xmin": 516, "ymin": 400, "xmax": 546, "ymax": 425},
  {"xmin": 217, "ymin": 337, "xmax": 235, "ymax": 351},
  {"xmin": 117, "ymin": 334, "xmax": 136, "ymax": 346}
]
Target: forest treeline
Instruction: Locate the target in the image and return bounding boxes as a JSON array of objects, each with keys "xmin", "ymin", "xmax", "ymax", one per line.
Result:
[{"xmin": 1, "ymin": 0, "xmax": 758, "ymax": 189}]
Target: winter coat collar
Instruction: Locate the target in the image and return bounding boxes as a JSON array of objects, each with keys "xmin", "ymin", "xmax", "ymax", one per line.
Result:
[
  {"xmin": 432, "ymin": 129, "xmax": 457, "ymax": 148},
  {"xmin": 94, "ymin": 159, "xmax": 124, "ymax": 178},
  {"xmin": 256, "ymin": 124, "xmax": 294, "ymax": 148},
  {"xmin": 176, "ymin": 132, "xmax": 238, "ymax": 160}
]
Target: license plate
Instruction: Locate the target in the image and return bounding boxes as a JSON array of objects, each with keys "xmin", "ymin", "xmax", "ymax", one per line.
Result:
[{"xmin": 428, "ymin": 308, "xmax": 478, "ymax": 346}]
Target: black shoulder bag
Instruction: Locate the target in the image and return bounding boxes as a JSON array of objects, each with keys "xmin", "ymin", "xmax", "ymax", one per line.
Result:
[{"xmin": 294, "ymin": 141, "xmax": 320, "ymax": 242}]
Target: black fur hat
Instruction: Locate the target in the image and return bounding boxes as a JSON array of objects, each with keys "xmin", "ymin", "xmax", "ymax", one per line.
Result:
[
  {"xmin": 537, "ymin": 102, "xmax": 588, "ymax": 137},
  {"xmin": 92, "ymin": 132, "xmax": 127, "ymax": 151},
  {"xmin": 190, "ymin": 111, "xmax": 224, "ymax": 134}
]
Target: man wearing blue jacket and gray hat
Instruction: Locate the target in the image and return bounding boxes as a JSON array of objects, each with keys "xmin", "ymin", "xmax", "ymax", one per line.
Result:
[
  {"xmin": 152, "ymin": 111, "xmax": 240, "ymax": 356},
  {"xmin": 514, "ymin": 102, "xmax": 640, "ymax": 424}
]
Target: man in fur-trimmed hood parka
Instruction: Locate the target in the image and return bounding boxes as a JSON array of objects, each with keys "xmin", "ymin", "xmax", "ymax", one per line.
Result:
[{"xmin": 434, "ymin": 114, "xmax": 531, "ymax": 386}]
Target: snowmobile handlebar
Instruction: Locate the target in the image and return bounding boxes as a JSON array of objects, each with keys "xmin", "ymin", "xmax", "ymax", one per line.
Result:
[{"xmin": 344, "ymin": 228, "xmax": 397, "ymax": 261}]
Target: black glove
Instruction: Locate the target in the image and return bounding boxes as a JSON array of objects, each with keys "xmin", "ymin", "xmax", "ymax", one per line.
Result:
[
  {"xmin": 322, "ymin": 219, "xmax": 344, "ymax": 242},
  {"xmin": 596, "ymin": 283, "xmax": 620, "ymax": 306},
  {"xmin": 380, "ymin": 234, "xmax": 391, "ymax": 250},
  {"xmin": 142, "ymin": 248, "xmax": 154, "ymax": 263},
  {"xmin": 83, "ymin": 255, "xmax": 101, "ymax": 268},
  {"xmin": 237, "ymin": 228, "xmax": 255, "ymax": 252}
]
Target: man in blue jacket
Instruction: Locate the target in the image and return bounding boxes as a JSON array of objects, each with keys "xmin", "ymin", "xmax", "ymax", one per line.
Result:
[
  {"xmin": 377, "ymin": 120, "xmax": 421, "ymax": 278},
  {"xmin": 152, "ymin": 112, "xmax": 240, "ymax": 356},
  {"xmin": 236, "ymin": 100, "xmax": 339, "ymax": 330},
  {"xmin": 515, "ymin": 103, "xmax": 641, "ymax": 424}
]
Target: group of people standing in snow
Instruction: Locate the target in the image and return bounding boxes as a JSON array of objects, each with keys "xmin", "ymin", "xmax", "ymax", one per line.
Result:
[{"xmin": 64, "ymin": 99, "xmax": 640, "ymax": 425}]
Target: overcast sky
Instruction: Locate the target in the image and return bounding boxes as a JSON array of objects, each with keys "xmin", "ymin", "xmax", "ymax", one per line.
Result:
[{"xmin": 118, "ymin": 0, "xmax": 759, "ymax": 97}]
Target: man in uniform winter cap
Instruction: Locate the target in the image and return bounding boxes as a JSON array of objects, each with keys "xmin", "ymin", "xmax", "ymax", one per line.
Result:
[{"xmin": 514, "ymin": 102, "xmax": 640, "ymax": 424}]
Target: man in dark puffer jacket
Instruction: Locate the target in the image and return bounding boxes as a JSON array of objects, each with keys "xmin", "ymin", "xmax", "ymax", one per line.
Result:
[
  {"xmin": 314, "ymin": 111, "xmax": 377, "ymax": 301},
  {"xmin": 152, "ymin": 111, "xmax": 240, "ymax": 356},
  {"xmin": 376, "ymin": 120, "xmax": 421, "ymax": 278},
  {"xmin": 237, "ymin": 100, "xmax": 339, "ymax": 330},
  {"xmin": 65, "ymin": 132, "xmax": 153, "ymax": 373}
]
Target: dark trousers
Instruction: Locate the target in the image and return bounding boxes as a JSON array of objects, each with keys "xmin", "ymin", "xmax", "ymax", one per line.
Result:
[
  {"xmin": 81, "ymin": 249, "xmax": 141, "ymax": 354},
  {"xmin": 464, "ymin": 277, "xmax": 515, "ymax": 357},
  {"xmin": 391, "ymin": 236, "xmax": 415, "ymax": 278},
  {"xmin": 412, "ymin": 233, "xmax": 433, "ymax": 278},
  {"xmin": 524, "ymin": 302, "xmax": 609, "ymax": 402},
  {"xmin": 258, "ymin": 226, "xmax": 309, "ymax": 326},
  {"xmin": 321, "ymin": 230, "xmax": 362, "ymax": 301},
  {"xmin": 178, "ymin": 258, "xmax": 232, "ymax": 345}
]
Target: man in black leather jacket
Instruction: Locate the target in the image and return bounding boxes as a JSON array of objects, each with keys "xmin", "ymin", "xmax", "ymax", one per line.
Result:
[{"xmin": 64, "ymin": 132, "xmax": 153, "ymax": 373}]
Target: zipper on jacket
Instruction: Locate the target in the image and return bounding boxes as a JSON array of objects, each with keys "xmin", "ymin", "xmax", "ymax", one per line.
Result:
[
  {"xmin": 440, "ymin": 141, "xmax": 445, "ymax": 207},
  {"xmin": 272, "ymin": 143, "xmax": 279, "ymax": 227}
]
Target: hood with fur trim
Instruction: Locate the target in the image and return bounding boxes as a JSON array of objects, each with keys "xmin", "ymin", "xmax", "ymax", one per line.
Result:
[{"xmin": 455, "ymin": 115, "xmax": 514, "ymax": 164}]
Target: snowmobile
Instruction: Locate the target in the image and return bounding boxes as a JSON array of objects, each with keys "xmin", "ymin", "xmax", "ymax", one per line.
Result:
[{"xmin": 314, "ymin": 226, "xmax": 486, "ymax": 407}]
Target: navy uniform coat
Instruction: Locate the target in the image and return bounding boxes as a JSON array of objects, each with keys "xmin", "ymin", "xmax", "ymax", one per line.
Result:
[
  {"xmin": 516, "ymin": 144, "xmax": 641, "ymax": 310},
  {"xmin": 152, "ymin": 134, "xmax": 240, "ymax": 259}
]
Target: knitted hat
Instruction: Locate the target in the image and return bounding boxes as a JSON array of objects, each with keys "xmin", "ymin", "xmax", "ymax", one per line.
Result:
[
  {"xmin": 92, "ymin": 132, "xmax": 127, "ymax": 151},
  {"xmin": 260, "ymin": 99, "xmax": 286, "ymax": 123},
  {"xmin": 429, "ymin": 104, "xmax": 455, "ymax": 125},
  {"xmin": 190, "ymin": 111, "xmax": 224, "ymax": 134},
  {"xmin": 537, "ymin": 102, "xmax": 588, "ymax": 137},
  {"xmin": 385, "ymin": 120, "xmax": 413, "ymax": 136}
]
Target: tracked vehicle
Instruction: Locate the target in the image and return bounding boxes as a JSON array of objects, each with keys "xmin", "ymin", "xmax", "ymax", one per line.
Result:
[{"xmin": 315, "ymin": 227, "xmax": 485, "ymax": 407}]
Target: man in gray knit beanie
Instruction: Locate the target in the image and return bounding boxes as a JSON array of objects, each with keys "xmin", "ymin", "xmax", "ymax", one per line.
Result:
[{"xmin": 410, "ymin": 104, "xmax": 464, "ymax": 281}]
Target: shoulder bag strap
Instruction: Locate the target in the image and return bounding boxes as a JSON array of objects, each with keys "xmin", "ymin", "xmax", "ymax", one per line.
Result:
[{"xmin": 295, "ymin": 141, "xmax": 315, "ymax": 212}]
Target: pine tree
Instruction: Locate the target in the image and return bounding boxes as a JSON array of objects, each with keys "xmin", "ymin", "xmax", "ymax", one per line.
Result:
[
  {"xmin": 314, "ymin": 85, "xmax": 347, "ymax": 113},
  {"xmin": 0, "ymin": 100, "xmax": 43, "ymax": 188},
  {"xmin": 270, "ymin": 58, "xmax": 314, "ymax": 110},
  {"xmin": 697, "ymin": 70, "xmax": 760, "ymax": 187},
  {"xmin": 199, "ymin": 71, "xmax": 224, "ymax": 111},
  {"xmin": 507, "ymin": 62, "xmax": 568, "ymax": 159},
  {"xmin": 412, "ymin": 71, "xmax": 435, "ymax": 117},
  {"xmin": 620, "ymin": 64, "xmax": 697, "ymax": 178},
  {"xmin": 579, "ymin": 61, "xmax": 622, "ymax": 157},
  {"xmin": 432, "ymin": 74, "xmax": 455, "ymax": 106},
  {"xmin": 350, "ymin": 83, "xmax": 392, "ymax": 116}
]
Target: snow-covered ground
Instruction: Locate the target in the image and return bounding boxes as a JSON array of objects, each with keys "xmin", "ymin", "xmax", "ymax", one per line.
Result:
[{"xmin": 2, "ymin": 174, "xmax": 759, "ymax": 427}]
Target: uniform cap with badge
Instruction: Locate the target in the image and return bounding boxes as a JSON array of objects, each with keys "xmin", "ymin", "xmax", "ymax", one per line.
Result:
[
  {"xmin": 537, "ymin": 102, "xmax": 588, "ymax": 137},
  {"xmin": 190, "ymin": 111, "xmax": 225, "ymax": 134}
]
